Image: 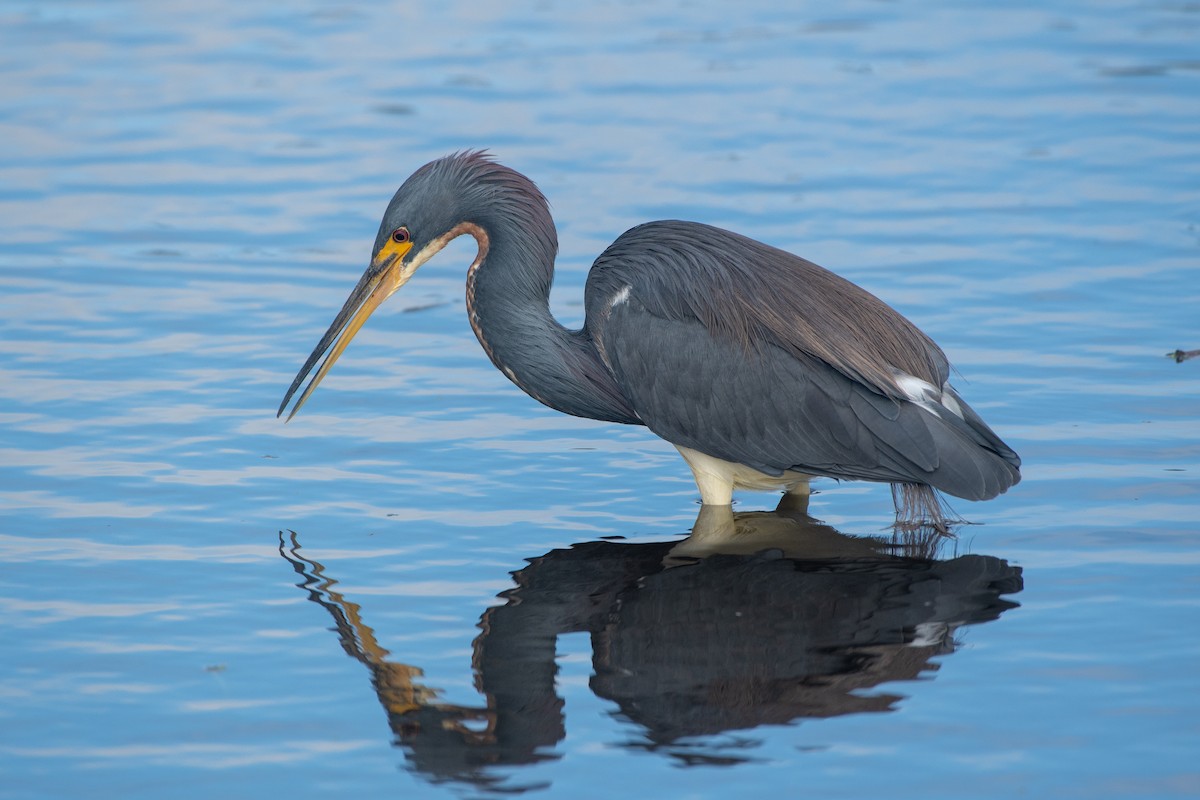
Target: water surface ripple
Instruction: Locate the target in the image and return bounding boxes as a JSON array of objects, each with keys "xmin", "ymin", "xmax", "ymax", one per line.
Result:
[{"xmin": 1, "ymin": 1, "xmax": 1197, "ymax": 798}]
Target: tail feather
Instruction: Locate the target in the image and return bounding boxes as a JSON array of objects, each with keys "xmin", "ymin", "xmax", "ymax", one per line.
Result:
[
  {"xmin": 914, "ymin": 392, "xmax": 1021, "ymax": 502},
  {"xmin": 891, "ymin": 482, "xmax": 962, "ymax": 547}
]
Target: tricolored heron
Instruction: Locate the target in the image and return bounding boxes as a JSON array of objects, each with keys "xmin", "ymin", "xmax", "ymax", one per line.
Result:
[{"xmin": 279, "ymin": 152, "xmax": 1020, "ymax": 523}]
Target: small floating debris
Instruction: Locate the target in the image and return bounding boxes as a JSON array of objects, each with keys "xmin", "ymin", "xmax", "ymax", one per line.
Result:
[
  {"xmin": 373, "ymin": 102, "xmax": 415, "ymax": 116},
  {"xmin": 401, "ymin": 301, "xmax": 448, "ymax": 313},
  {"xmin": 1168, "ymin": 348, "xmax": 1200, "ymax": 363}
]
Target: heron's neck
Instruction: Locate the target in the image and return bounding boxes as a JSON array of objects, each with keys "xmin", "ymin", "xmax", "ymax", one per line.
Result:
[{"xmin": 461, "ymin": 221, "xmax": 639, "ymax": 425}]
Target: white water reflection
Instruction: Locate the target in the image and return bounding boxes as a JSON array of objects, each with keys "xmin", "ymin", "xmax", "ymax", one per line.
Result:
[
  {"xmin": 4, "ymin": 740, "xmax": 377, "ymax": 770},
  {"xmin": 0, "ymin": 534, "xmax": 279, "ymax": 563}
]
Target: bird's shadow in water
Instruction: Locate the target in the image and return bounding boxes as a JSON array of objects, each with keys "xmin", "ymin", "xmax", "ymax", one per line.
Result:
[{"xmin": 279, "ymin": 500, "xmax": 1022, "ymax": 794}]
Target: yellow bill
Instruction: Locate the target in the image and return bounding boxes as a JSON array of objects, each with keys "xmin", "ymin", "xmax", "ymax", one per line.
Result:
[{"xmin": 278, "ymin": 237, "xmax": 414, "ymax": 421}]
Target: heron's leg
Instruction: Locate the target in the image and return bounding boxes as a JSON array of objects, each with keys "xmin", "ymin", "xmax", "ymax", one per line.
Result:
[
  {"xmin": 776, "ymin": 482, "xmax": 811, "ymax": 515},
  {"xmin": 772, "ymin": 489, "xmax": 811, "ymax": 513},
  {"xmin": 673, "ymin": 445, "xmax": 735, "ymax": 505},
  {"xmin": 691, "ymin": 469, "xmax": 735, "ymax": 506}
]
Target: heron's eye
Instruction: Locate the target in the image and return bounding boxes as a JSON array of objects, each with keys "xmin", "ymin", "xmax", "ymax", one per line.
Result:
[{"xmin": 391, "ymin": 227, "xmax": 410, "ymax": 244}]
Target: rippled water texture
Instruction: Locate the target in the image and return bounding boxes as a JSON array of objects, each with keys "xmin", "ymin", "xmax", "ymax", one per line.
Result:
[{"xmin": 2, "ymin": 2, "xmax": 1198, "ymax": 798}]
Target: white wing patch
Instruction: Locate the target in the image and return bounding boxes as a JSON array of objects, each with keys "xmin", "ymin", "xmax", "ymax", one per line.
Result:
[
  {"xmin": 609, "ymin": 284, "xmax": 632, "ymax": 309},
  {"xmin": 593, "ymin": 284, "xmax": 634, "ymax": 376},
  {"xmin": 939, "ymin": 386, "xmax": 965, "ymax": 418},
  {"xmin": 894, "ymin": 371, "xmax": 966, "ymax": 420}
]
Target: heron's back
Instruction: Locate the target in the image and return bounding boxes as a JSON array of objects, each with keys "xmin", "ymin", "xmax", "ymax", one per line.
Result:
[{"xmin": 583, "ymin": 220, "xmax": 1021, "ymax": 501}]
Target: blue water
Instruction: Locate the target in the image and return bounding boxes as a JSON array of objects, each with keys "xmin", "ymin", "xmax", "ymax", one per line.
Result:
[{"xmin": 2, "ymin": 1, "xmax": 1198, "ymax": 798}]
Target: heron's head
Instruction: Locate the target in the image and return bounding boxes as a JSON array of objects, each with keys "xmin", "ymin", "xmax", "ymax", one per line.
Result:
[{"xmin": 277, "ymin": 151, "xmax": 510, "ymax": 421}]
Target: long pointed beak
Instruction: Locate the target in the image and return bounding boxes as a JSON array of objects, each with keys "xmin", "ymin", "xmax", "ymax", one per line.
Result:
[{"xmin": 278, "ymin": 240, "xmax": 414, "ymax": 421}]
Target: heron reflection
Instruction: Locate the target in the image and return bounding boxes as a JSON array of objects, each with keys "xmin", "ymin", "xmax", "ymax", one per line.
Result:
[{"xmin": 280, "ymin": 506, "xmax": 1021, "ymax": 792}]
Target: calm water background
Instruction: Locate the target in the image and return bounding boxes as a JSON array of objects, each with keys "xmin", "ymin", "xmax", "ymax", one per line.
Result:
[{"xmin": 2, "ymin": 1, "xmax": 1198, "ymax": 798}]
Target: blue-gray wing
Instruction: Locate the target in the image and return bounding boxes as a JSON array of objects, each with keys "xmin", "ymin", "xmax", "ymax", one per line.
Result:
[{"xmin": 584, "ymin": 221, "xmax": 1020, "ymax": 501}]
